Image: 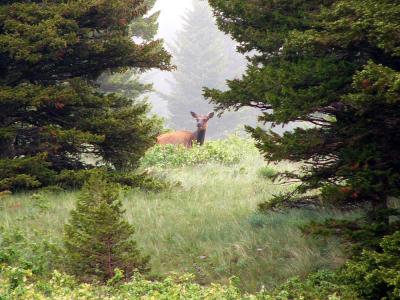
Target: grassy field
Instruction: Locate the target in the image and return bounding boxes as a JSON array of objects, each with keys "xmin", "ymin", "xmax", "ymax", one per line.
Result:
[{"xmin": 0, "ymin": 137, "xmax": 360, "ymax": 292}]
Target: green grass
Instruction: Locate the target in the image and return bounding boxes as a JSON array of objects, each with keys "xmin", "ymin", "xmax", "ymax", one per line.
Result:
[{"xmin": 0, "ymin": 137, "xmax": 360, "ymax": 292}]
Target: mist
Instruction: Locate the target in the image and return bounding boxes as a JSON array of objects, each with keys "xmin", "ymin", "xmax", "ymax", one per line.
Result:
[
  {"xmin": 143, "ymin": 0, "xmax": 303, "ymax": 137},
  {"xmin": 142, "ymin": 0, "xmax": 262, "ymax": 137}
]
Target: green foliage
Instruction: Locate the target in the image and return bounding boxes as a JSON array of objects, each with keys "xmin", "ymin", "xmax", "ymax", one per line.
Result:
[
  {"xmin": 106, "ymin": 170, "xmax": 174, "ymax": 191},
  {"xmin": 55, "ymin": 168, "xmax": 172, "ymax": 191},
  {"xmin": 140, "ymin": 135, "xmax": 258, "ymax": 168},
  {"xmin": 1, "ymin": 231, "xmax": 398, "ymax": 299},
  {"xmin": 303, "ymin": 209, "xmax": 400, "ymax": 256},
  {"xmin": 0, "ymin": 154, "xmax": 55, "ymax": 191},
  {"xmin": 0, "ymin": 228, "xmax": 62, "ymax": 279},
  {"xmin": 338, "ymin": 231, "xmax": 400, "ymax": 300},
  {"xmin": 257, "ymin": 166, "xmax": 278, "ymax": 180},
  {"xmin": 259, "ymin": 231, "xmax": 400, "ymax": 300},
  {"xmin": 0, "ymin": 148, "xmax": 347, "ymax": 293},
  {"xmin": 260, "ymin": 270, "xmax": 358, "ymax": 300},
  {"xmin": 64, "ymin": 175, "xmax": 149, "ymax": 283},
  {"xmin": 206, "ymin": 0, "xmax": 400, "ymax": 211},
  {"xmin": 0, "ymin": 269, "xmax": 250, "ymax": 299},
  {"xmin": 0, "ymin": 0, "xmax": 172, "ymax": 192},
  {"xmin": 320, "ymin": 185, "xmax": 353, "ymax": 206}
]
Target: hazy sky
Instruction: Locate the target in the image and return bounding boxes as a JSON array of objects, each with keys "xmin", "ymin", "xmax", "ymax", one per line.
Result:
[
  {"xmin": 151, "ymin": 0, "xmax": 194, "ymax": 41},
  {"xmin": 144, "ymin": 0, "xmax": 196, "ymax": 116}
]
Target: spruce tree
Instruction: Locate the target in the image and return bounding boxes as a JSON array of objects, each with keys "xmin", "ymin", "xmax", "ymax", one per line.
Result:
[
  {"xmin": 163, "ymin": 0, "xmax": 256, "ymax": 137},
  {"xmin": 0, "ymin": 0, "xmax": 172, "ymax": 191},
  {"xmin": 98, "ymin": 0, "xmax": 160, "ymax": 110},
  {"xmin": 64, "ymin": 175, "xmax": 149, "ymax": 283},
  {"xmin": 205, "ymin": 0, "xmax": 400, "ymax": 211}
]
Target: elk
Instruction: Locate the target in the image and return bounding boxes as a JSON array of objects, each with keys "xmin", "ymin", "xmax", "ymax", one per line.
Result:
[{"xmin": 157, "ymin": 111, "xmax": 214, "ymax": 148}]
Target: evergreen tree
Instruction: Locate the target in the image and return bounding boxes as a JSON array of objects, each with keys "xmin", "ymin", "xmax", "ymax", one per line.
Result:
[
  {"xmin": 205, "ymin": 0, "xmax": 400, "ymax": 211},
  {"xmin": 98, "ymin": 0, "xmax": 160, "ymax": 109},
  {"xmin": 164, "ymin": 0, "xmax": 256, "ymax": 137},
  {"xmin": 0, "ymin": 0, "xmax": 172, "ymax": 191},
  {"xmin": 64, "ymin": 175, "xmax": 149, "ymax": 283}
]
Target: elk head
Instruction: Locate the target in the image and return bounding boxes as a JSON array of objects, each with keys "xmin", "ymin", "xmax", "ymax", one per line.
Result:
[{"xmin": 190, "ymin": 111, "xmax": 214, "ymax": 131}]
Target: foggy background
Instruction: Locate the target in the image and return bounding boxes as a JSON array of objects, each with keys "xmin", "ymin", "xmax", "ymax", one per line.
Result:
[
  {"xmin": 141, "ymin": 0, "xmax": 300, "ymax": 138},
  {"xmin": 142, "ymin": 0, "xmax": 261, "ymax": 138},
  {"xmin": 143, "ymin": 0, "xmax": 195, "ymax": 118}
]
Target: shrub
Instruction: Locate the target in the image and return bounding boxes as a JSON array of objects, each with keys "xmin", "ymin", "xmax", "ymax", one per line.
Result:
[
  {"xmin": 64, "ymin": 175, "xmax": 149, "ymax": 283},
  {"xmin": 140, "ymin": 135, "xmax": 258, "ymax": 168},
  {"xmin": 260, "ymin": 270, "xmax": 358, "ymax": 300},
  {"xmin": 55, "ymin": 168, "xmax": 172, "ymax": 191},
  {"xmin": 0, "ymin": 228, "xmax": 62, "ymax": 279},
  {"xmin": 0, "ymin": 269, "xmax": 248, "ymax": 299},
  {"xmin": 257, "ymin": 166, "xmax": 278, "ymax": 180},
  {"xmin": 338, "ymin": 231, "xmax": 400, "ymax": 300}
]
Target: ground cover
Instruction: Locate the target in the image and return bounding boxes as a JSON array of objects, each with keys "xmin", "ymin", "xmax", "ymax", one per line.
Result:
[{"xmin": 0, "ymin": 136, "xmax": 358, "ymax": 292}]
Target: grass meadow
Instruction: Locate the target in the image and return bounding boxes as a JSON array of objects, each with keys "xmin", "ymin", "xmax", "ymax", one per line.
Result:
[{"xmin": 0, "ymin": 136, "xmax": 360, "ymax": 292}]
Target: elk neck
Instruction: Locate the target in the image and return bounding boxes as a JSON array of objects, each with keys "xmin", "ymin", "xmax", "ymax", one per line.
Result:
[{"xmin": 194, "ymin": 128, "xmax": 206, "ymax": 145}]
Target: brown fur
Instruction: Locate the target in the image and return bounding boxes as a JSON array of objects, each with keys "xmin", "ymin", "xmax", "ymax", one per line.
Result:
[
  {"xmin": 157, "ymin": 112, "xmax": 214, "ymax": 148},
  {"xmin": 157, "ymin": 131, "xmax": 195, "ymax": 148}
]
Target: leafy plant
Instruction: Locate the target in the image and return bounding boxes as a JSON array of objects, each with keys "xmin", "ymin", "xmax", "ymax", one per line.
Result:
[
  {"xmin": 0, "ymin": 228, "xmax": 62, "ymax": 279},
  {"xmin": 257, "ymin": 166, "xmax": 278, "ymax": 180},
  {"xmin": 337, "ymin": 231, "xmax": 400, "ymax": 300},
  {"xmin": 140, "ymin": 135, "xmax": 258, "ymax": 168}
]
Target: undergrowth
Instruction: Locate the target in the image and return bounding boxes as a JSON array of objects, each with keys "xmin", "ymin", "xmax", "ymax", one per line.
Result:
[
  {"xmin": 140, "ymin": 135, "xmax": 258, "ymax": 168},
  {"xmin": 0, "ymin": 135, "xmax": 373, "ymax": 297}
]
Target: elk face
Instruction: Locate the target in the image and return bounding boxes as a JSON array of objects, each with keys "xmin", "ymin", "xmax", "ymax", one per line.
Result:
[{"xmin": 190, "ymin": 111, "xmax": 214, "ymax": 130}]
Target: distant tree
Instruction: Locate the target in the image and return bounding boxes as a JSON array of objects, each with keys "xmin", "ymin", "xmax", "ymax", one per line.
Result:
[
  {"xmin": 64, "ymin": 175, "xmax": 149, "ymax": 283},
  {"xmin": 164, "ymin": 0, "xmax": 255, "ymax": 137},
  {"xmin": 205, "ymin": 0, "xmax": 400, "ymax": 213},
  {"xmin": 0, "ymin": 0, "xmax": 172, "ymax": 191}
]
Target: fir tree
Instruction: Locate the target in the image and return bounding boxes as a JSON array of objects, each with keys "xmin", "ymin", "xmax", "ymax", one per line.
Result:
[
  {"xmin": 98, "ymin": 0, "xmax": 160, "ymax": 109},
  {"xmin": 163, "ymin": 0, "xmax": 256, "ymax": 137},
  {"xmin": 0, "ymin": 0, "xmax": 172, "ymax": 191},
  {"xmin": 64, "ymin": 175, "xmax": 149, "ymax": 283},
  {"xmin": 205, "ymin": 0, "xmax": 400, "ymax": 212}
]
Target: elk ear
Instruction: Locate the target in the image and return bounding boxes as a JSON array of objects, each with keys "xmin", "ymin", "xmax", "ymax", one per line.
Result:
[
  {"xmin": 190, "ymin": 111, "xmax": 198, "ymax": 118},
  {"xmin": 207, "ymin": 112, "xmax": 215, "ymax": 119}
]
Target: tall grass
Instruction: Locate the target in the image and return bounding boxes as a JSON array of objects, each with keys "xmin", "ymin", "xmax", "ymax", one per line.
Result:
[{"xmin": 0, "ymin": 136, "xmax": 359, "ymax": 292}]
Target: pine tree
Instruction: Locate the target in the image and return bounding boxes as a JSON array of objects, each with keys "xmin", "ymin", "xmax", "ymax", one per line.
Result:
[
  {"xmin": 163, "ymin": 0, "xmax": 256, "ymax": 137},
  {"xmin": 98, "ymin": 0, "xmax": 160, "ymax": 109},
  {"xmin": 205, "ymin": 0, "xmax": 400, "ymax": 212},
  {"xmin": 0, "ymin": 0, "xmax": 172, "ymax": 191},
  {"xmin": 64, "ymin": 175, "xmax": 149, "ymax": 283}
]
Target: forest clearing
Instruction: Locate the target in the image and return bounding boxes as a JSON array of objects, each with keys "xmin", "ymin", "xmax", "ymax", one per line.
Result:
[{"xmin": 1, "ymin": 137, "xmax": 358, "ymax": 293}]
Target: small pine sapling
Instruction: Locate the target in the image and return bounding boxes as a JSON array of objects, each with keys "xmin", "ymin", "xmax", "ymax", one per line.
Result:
[{"xmin": 64, "ymin": 175, "xmax": 149, "ymax": 283}]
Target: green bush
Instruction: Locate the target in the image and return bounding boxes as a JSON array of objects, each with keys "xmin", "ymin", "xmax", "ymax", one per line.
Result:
[
  {"xmin": 0, "ymin": 269, "xmax": 249, "ymax": 299},
  {"xmin": 54, "ymin": 168, "xmax": 172, "ymax": 191},
  {"xmin": 261, "ymin": 270, "xmax": 357, "ymax": 300},
  {"xmin": 0, "ymin": 228, "xmax": 62, "ymax": 279},
  {"xmin": 140, "ymin": 135, "xmax": 258, "ymax": 168},
  {"xmin": 257, "ymin": 166, "xmax": 278, "ymax": 180},
  {"xmin": 337, "ymin": 231, "xmax": 400, "ymax": 300}
]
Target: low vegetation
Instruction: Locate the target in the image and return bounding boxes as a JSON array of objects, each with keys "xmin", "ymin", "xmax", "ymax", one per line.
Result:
[
  {"xmin": 140, "ymin": 135, "xmax": 258, "ymax": 168},
  {"xmin": 0, "ymin": 137, "xmax": 352, "ymax": 294},
  {"xmin": 1, "ymin": 136, "xmax": 398, "ymax": 299}
]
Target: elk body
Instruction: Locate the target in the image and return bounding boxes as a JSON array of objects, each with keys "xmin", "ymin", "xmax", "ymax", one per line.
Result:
[{"xmin": 157, "ymin": 112, "xmax": 214, "ymax": 148}]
